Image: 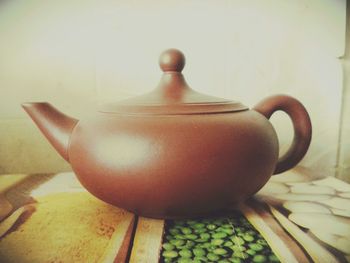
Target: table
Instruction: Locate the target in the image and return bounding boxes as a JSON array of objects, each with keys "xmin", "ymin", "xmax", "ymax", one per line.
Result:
[{"xmin": 0, "ymin": 167, "xmax": 349, "ymax": 263}]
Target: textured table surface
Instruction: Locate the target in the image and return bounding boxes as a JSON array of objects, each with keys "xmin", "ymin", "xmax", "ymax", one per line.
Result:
[{"xmin": 0, "ymin": 167, "xmax": 349, "ymax": 263}]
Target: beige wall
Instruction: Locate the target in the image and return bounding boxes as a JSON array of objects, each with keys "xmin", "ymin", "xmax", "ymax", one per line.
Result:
[
  {"xmin": 0, "ymin": 0, "xmax": 347, "ymax": 177},
  {"xmin": 338, "ymin": 5, "xmax": 350, "ymax": 183}
]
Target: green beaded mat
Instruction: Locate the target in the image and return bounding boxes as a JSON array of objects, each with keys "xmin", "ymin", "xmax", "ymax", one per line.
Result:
[{"xmin": 161, "ymin": 212, "xmax": 279, "ymax": 263}]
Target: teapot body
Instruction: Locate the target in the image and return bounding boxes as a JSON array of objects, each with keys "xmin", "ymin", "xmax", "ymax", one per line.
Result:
[
  {"xmin": 68, "ymin": 110, "xmax": 278, "ymax": 218},
  {"xmin": 22, "ymin": 49, "xmax": 311, "ymax": 219}
]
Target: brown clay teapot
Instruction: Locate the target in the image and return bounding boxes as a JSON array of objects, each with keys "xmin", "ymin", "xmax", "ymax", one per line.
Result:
[{"xmin": 22, "ymin": 49, "xmax": 311, "ymax": 219}]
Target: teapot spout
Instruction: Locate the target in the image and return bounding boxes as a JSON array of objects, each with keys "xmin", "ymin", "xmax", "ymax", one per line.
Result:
[{"xmin": 21, "ymin": 102, "xmax": 78, "ymax": 162}]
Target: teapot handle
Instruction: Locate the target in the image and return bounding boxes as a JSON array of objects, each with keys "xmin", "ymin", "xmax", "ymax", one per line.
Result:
[{"xmin": 253, "ymin": 95, "xmax": 312, "ymax": 174}]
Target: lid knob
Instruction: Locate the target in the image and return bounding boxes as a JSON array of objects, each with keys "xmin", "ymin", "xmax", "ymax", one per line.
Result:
[{"xmin": 159, "ymin": 49, "xmax": 185, "ymax": 73}]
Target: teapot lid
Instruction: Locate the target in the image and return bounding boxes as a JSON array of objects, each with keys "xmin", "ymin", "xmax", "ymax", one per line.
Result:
[{"xmin": 100, "ymin": 49, "xmax": 248, "ymax": 115}]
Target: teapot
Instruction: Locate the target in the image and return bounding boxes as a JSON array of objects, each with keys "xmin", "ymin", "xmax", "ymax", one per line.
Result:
[{"xmin": 22, "ymin": 49, "xmax": 311, "ymax": 219}]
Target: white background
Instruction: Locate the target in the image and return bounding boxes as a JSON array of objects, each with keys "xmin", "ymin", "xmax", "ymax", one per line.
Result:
[{"xmin": 0, "ymin": 0, "xmax": 346, "ymax": 176}]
